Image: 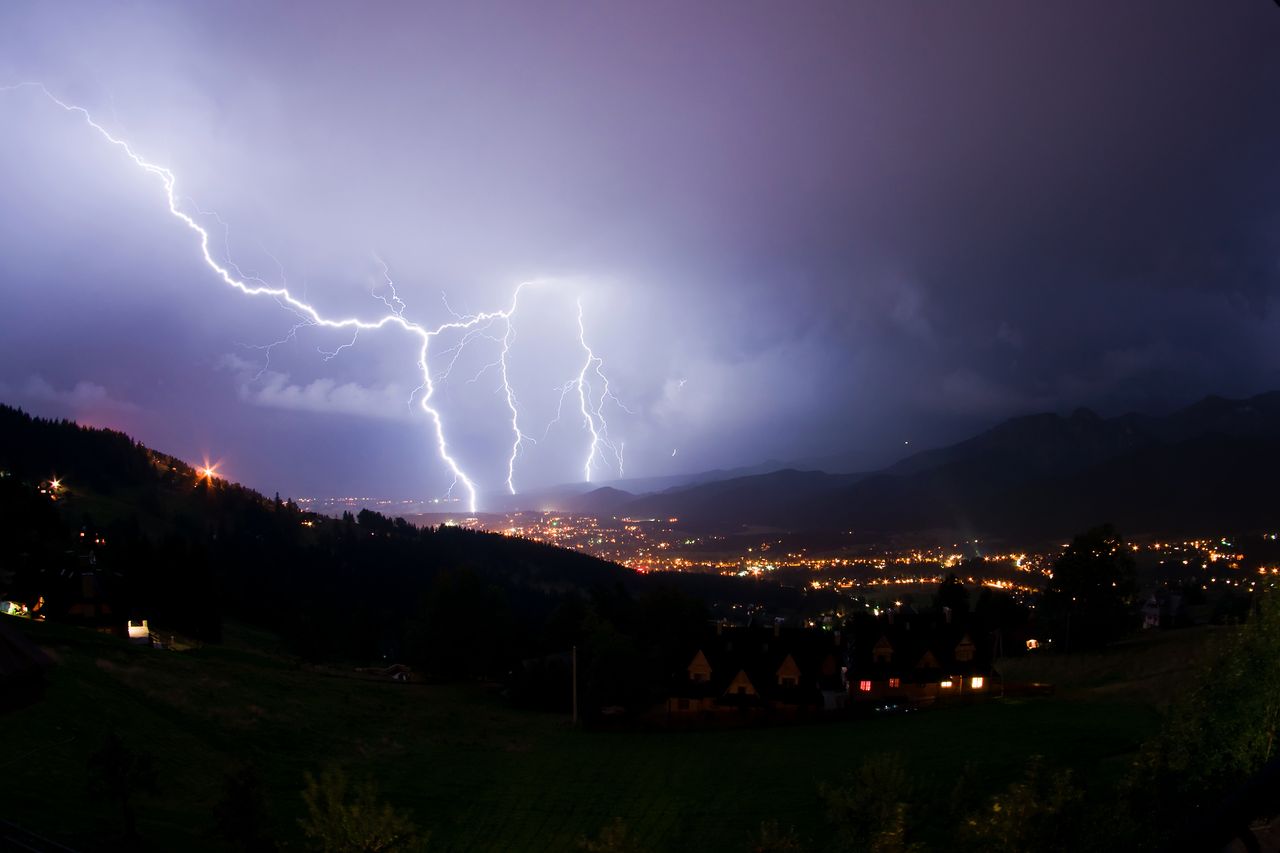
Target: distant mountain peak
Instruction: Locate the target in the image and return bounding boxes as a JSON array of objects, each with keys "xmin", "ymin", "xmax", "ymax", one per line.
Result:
[{"xmin": 588, "ymin": 389, "xmax": 1280, "ymax": 537}]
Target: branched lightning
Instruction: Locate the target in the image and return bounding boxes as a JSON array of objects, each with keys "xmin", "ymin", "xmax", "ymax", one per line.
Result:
[
  {"xmin": 371, "ymin": 255, "xmax": 406, "ymax": 317},
  {"xmin": 3, "ymin": 82, "xmax": 634, "ymax": 509},
  {"xmin": 573, "ymin": 300, "xmax": 628, "ymax": 481}
]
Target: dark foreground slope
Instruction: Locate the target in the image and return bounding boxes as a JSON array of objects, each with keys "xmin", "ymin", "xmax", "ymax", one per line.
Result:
[
  {"xmin": 1, "ymin": 616, "xmax": 1158, "ymax": 852},
  {"xmin": 0, "ymin": 405, "xmax": 641, "ymax": 665}
]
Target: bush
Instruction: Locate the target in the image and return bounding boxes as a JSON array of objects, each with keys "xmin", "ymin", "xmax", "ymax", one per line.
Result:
[
  {"xmin": 299, "ymin": 768, "xmax": 425, "ymax": 853},
  {"xmin": 819, "ymin": 753, "xmax": 921, "ymax": 853}
]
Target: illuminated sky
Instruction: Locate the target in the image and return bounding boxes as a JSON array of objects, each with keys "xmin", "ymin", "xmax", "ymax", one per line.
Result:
[{"xmin": 1, "ymin": 2, "xmax": 1278, "ymax": 505}]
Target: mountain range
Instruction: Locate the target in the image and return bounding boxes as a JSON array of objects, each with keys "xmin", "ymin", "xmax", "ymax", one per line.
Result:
[{"xmin": 545, "ymin": 392, "xmax": 1280, "ymax": 540}]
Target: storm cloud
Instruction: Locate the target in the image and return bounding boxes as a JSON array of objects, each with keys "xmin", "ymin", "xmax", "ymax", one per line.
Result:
[{"xmin": 1, "ymin": 1, "xmax": 1277, "ymax": 503}]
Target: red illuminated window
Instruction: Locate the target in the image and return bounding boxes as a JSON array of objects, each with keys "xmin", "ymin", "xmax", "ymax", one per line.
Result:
[
  {"xmin": 859, "ymin": 680, "xmax": 872, "ymax": 692},
  {"xmin": 888, "ymin": 678, "xmax": 901, "ymax": 688}
]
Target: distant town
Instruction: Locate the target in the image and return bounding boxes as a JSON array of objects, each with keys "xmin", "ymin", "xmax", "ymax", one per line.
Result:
[{"xmin": 295, "ymin": 496, "xmax": 1280, "ymax": 606}]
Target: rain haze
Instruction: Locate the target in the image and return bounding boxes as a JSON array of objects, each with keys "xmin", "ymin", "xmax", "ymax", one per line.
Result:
[{"xmin": 2, "ymin": 1, "xmax": 1278, "ymax": 507}]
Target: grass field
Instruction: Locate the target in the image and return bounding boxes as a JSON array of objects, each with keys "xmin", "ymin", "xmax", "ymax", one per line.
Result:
[{"xmin": 1, "ymin": 618, "xmax": 1184, "ymax": 852}]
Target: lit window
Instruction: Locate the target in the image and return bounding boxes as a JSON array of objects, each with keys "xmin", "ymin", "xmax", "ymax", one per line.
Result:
[
  {"xmin": 1026, "ymin": 639, "xmax": 1040, "ymax": 651},
  {"xmin": 859, "ymin": 680, "xmax": 872, "ymax": 692},
  {"xmin": 971, "ymin": 676, "xmax": 984, "ymax": 689},
  {"xmin": 940, "ymin": 679, "xmax": 954, "ymax": 688},
  {"xmin": 888, "ymin": 678, "xmax": 901, "ymax": 688}
]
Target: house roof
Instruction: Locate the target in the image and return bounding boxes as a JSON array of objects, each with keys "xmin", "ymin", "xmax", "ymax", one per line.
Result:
[
  {"xmin": 847, "ymin": 616, "xmax": 994, "ymax": 679},
  {"xmin": 669, "ymin": 626, "xmax": 845, "ymax": 702}
]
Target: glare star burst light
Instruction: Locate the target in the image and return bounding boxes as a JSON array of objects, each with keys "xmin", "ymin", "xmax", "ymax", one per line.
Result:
[{"xmin": 3, "ymin": 82, "xmax": 630, "ymax": 512}]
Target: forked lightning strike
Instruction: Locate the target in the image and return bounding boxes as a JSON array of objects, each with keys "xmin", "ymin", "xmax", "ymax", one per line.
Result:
[
  {"xmin": 3, "ymin": 82, "xmax": 631, "ymax": 511},
  {"xmin": 574, "ymin": 300, "xmax": 629, "ymax": 481}
]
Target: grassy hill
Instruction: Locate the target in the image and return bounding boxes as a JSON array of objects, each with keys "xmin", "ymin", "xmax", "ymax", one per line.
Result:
[{"xmin": 2, "ymin": 616, "xmax": 1166, "ymax": 852}]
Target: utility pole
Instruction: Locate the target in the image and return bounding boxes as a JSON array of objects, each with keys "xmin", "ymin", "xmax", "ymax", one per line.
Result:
[{"xmin": 571, "ymin": 644, "xmax": 578, "ymax": 727}]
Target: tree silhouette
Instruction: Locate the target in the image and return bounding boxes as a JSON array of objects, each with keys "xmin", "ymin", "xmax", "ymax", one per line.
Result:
[
  {"xmin": 934, "ymin": 572, "xmax": 971, "ymax": 622},
  {"xmin": 1042, "ymin": 524, "xmax": 1136, "ymax": 649}
]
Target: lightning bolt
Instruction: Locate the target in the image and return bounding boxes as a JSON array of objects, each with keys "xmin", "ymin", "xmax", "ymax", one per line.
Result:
[
  {"xmin": 573, "ymin": 300, "xmax": 629, "ymax": 481},
  {"xmin": 4, "ymin": 82, "xmax": 633, "ymax": 511}
]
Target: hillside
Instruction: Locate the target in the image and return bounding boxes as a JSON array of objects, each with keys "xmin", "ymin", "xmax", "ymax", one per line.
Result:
[{"xmin": 0, "ymin": 404, "xmax": 638, "ymax": 664}]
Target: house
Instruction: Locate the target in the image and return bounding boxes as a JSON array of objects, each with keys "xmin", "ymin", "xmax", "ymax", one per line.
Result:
[
  {"xmin": 126, "ymin": 619, "xmax": 151, "ymax": 644},
  {"xmin": 1142, "ymin": 595, "xmax": 1161, "ymax": 629},
  {"xmin": 1141, "ymin": 590, "xmax": 1186, "ymax": 630},
  {"xmin": 63, "ymin": 569, "xmax": 114, "ymax": 625},
  {"xmin": 664, "ymin": 625, "xmax": 846, "ymax": 720},
  {"xmin": 846, "ymin": 617, "xmax": 998, "ymax": 706}
]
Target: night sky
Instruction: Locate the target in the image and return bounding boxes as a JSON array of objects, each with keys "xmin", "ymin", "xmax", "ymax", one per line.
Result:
[{"xmin": 1, "ymin": 2, "xmax": 1278, "ymax": 506}]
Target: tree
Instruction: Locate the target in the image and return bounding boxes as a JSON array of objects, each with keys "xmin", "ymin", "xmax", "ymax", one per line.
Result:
[
  {"xmin": 299, "ymin": 768, "xmax": 425, "ymax": 853},
  {"xmin": 1124, "ymin": 590, "xmax": 1280, "ymax": 847},
  {"xmin": 1042, "ymin": 524, "xmax": 1136, "ymax": 649},
  {"xmin": 934, "ymin": 572, "xmax": 971, "ymax": 623}
]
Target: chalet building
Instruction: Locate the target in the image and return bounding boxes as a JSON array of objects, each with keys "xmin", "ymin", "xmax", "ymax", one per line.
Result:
[
  {"xmin": 64, "ymin": 569, "xmax": 113, "ymax": 624},
  {"xmin": 1141, "ymin": 590, "xmax": 1186, "ymax": 630},
  {"xmin": 846, "ymin": 619, "xmax": 998, "ymax": 706},
  {"xmin": 664, "ymin": 625, "xmax": 846, "ymax": 720}
]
